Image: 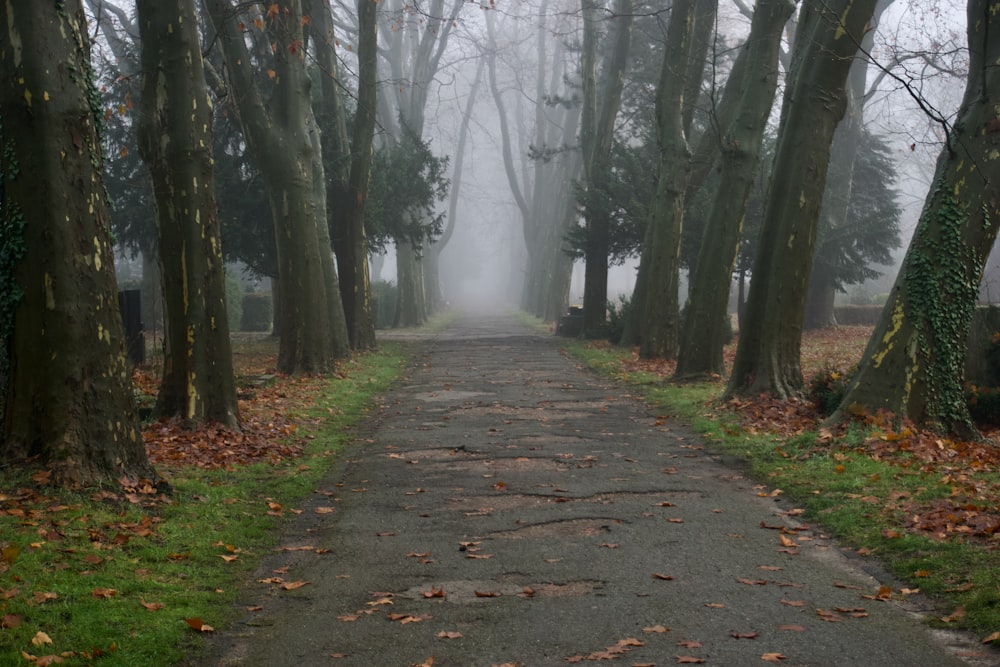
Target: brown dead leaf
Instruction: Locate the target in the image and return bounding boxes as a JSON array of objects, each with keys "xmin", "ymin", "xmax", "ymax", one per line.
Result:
[
  {"xmin": 184, "ymin": 617, "xmax": 214, "ymax": 632},
  {"xmin": 643, "ymin": 625, "xmax": 670, "ymax": 633},
  {"xmin": 941, "ymin": 606, "xmax": 966, "ymax": 623},
  {"xmin": 676, "ymin": 640, "xmax": 702, "ymax": 649},
  {"xmin": 91, "ymin": 588, "xmax": 118, "ymax": 599},
  {"xmin": 704, "ymin": 603, "xmax": 726, "ymax": 609},
  {"xmin": 761, "ymin": 653, "xmax": 787, "ymax": 662},
  {"xmin": 2, "ymin": 613, "xmax": 23, "ymax": 628},
  {"xmin": 280, "ymin": 580, "xmax": 310, "ymax": 590},
  {"xmin": 436, "ymin": 630, "xmax": 463, "ymax": 639},
  {"xmin": 139, "ymin": 599, "xmax": 164, "ymax": 611},
  {"xmin": 731, "ymin": 631, "xmax": 759, "ymax": 639},
  {"xmin": 422, "ymin": 586, "xmax": 446, "ymax": 599},
  {"xmin": 778, "ymin": 625, "xmax": 806, "ymax": 632},
  {"xmin": 737, "ymin": 578, "xmax": 767, "ymax": 586},
  {"xmin": 474, "ymin": 590, "xmax": 501, "ymax": 597},
  {"xmin": 780, "ymin": 598, "xmax": 805, "ymax": 607},
  {"xmin": 676, "ymin": 657, "xmax": 706, "ymax": 664},
  {"xmin": 652, "ymin": 573, "xmax": 675, "ymax": 581},
  {"xmin": 31, "ymin": 631, "xmax": 53, "ymax": 646}
]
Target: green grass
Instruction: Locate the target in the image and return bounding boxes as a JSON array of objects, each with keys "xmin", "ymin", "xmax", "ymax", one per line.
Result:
[
  {"xmin": 564, "ymin": 340, "xmax": 1000, "ymax": 640},
  {"xmin": 0, "ymin": 342, "xmax": 410, "ymax": 666}
]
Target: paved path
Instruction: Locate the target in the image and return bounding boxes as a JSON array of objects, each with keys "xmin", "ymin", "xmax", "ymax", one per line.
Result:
[{"xmin": 197, "ymin": 312, "xmax": 996, "ymax": 666}]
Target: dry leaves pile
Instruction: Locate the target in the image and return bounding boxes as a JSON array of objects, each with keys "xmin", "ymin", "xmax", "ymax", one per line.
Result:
[{"xmin": 140, "ymin": 372, "xmax": 324, "ymax": 469}]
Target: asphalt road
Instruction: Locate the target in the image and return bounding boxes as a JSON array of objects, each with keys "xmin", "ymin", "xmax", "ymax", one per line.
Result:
[{"xmin": 195, "ymin": 312, "xmax": 998, "ymax": 667}]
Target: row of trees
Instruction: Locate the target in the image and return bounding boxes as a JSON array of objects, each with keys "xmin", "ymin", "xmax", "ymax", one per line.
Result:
[
  {"xmin": 553, "ymin": 0, "xmax": 999, "ymax": 439},
  {"xmin": 1, "ymin": 0, "xmax": 997, "ymax": 487},
  {"xmin": 0, "ymin": 0, "xmax": 454, "ymax": 485}
]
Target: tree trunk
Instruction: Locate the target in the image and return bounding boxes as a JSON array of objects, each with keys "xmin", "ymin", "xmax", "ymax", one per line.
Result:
[
  {"xmin": 636, "ymin": 0, "xmax": 702, "ymax": 359},
  {"xmin": 205, "ymin": 0, "xmax": 338, "ymax": 374},
  {"xmin": 0, "ymin": 0, "xmax": 157, "ymax": 486},
  {"xmin": 581, "ymin": 0, "xmax": 633, "ymax": 336},
  {"xmin": 726, "ymin": 0, "xmax": 878, "ymax": 399},
  {"xmin": 832, "ymin": 0, "xmax": 1000, "ymax": 437},
  {"xmin": 137, "ymin": 0, "xmax": 240, "ymax": 428},
  {"xmin": 803, "ymin": 0, "xmax": 894, "ymax": 330},
  {"xmin": 394, "ymin": 243, "xmax": 425, "ymax": 327},
  {"xmin": 311, "ymin": 0, "xmax": 378, "ymax": 350},
  {"xmin": 675, "ymin": 0, "xmax": 795, "ymax": 379}
]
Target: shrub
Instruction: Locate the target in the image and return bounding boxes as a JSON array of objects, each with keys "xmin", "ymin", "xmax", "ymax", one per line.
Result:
[
  {"xmin": 606, "ymin": 295, "xmax": 632, "ymax": 345},
  {"xmin": 240, "ymin": 292, "xmax": 272, "ymax": 332},
  {"xmin": 371, "ymin": 280, "xmax": 397, "ymax": 329},
  {"xmin": 807, "ymin": 366, "xmax": 852, "ymax": 417},
  {"xmin": 966, "ymin": 384, "xmax": 1000, "ymax": 427},
  {"xmin": 225, "ymin": 274, "xmax": 243, "ymax": 333}
]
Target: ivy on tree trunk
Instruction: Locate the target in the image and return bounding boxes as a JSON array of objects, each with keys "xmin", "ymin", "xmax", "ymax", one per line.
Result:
[
  {"xmin": 0, "ymin": 0, "xmax": 157, "ymax": 486},
  {"xmin": 833, "ymin": 0, "xmax": 1000, "ymax": 436}
]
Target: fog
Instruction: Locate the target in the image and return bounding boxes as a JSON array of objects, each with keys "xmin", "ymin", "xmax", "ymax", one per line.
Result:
[
  {"xmin": 93, "ymin": 0, "xmax": 976, "ymax": 320},
  {"xmin": 384, "ymin": 0, "xmax": 974, "ymax": 320}
]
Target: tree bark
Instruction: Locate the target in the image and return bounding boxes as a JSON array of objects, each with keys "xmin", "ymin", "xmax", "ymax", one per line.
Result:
[
  {"xmin": 311, "ymin": 0, "xmax": 378, "ymax": 350},
  {"xmin": 675, "ymin": 0, "xmax": 796, "ymax": 379},
  {"xmin": 205, "ymin": 0, "xmax": 342, "ymax": 373},
  {"xmin": 394, "ymin": 242, "xmax": 425, "ymax": 327},
  {"xmin": 803, "ymin": 0, "xmax": 895, "ymax": 330},
  {"xmin": 581, "ymin": 0, "xmax": 633, "ymax": 337},
  {"xmin": 136, "ymin": 0, "xmax": 240, "ymax": 428},
  {"xmin": 635, "ymin": 0, "xmax": 702, "ymax": 358},
  {"xmin": 0, "ymin": 0, "xmax": 157, "ymax": 486},
  {"xmin": 726, "ymin": 0, "xmax": 878, "ymax": 398},
  {"xmin": 832, "ymin": 0, "xmax": 1000, "ymax": 437}
]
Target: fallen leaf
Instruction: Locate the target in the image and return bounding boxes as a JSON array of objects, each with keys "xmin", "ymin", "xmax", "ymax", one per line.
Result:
[
  {"xmin": 731, "ymin": 631, "xmax": 759, "ymax": 639},
  {"xmin": 422, "ymin": 586, "xmax": 446, "ymax": 598},
  {"xmin": 280, "ymin": 581, "xmax": 310, "ymax": 590},
  {"xmin": 652, "ymin": 573, "xmax": 675, "ymax": 581},
  {"xmin": 184, "ymin": 617, "xmax": 214, "ymax": 632},
  {"xmin": 2, "ymin": 614, "xmax": 23, "ymax": 628},
  {"xmin": 643, "ymin": 625, "xmax": 670, "ymax": 633},
  {"xmin": 983, "ymin": 631, "xmax": 1000, "ymax": 644},
  {"xmin": 140, "ymin": 599, "xmax": 164, "ymax": 611},
  {"xmin": 761, "ymin": 653, "xmax": 787, "ymax": 662},
  {"xmin": 676, "ymin": 640, "xmax": 702, "ymax": 649},
  {"xmin": 474, "ymin": 590, "xmax": 501, "ymax": 597},
  {"xmin": 91, "ymin": 588, "xmax": 118, "ymax": 599},
  {"xmin": 436, "ymin": 630, "xmax": 462, "ymax": 639},
  {"xmin": 780, "ymin": 598, "xmax": 805, "ymax": 607},
  {"xmin": 31, "ymin": 631, "xmax": 53, "ymax": 646},
  {"xmin": 941, "ymin": 606, "xmax": 966, "ymax": 623},
  {"xmin": 704, "ymin": 603, "xmax": 726, "ymax": 609},
  {"xmin": 676, "ymin": 657, "xmax": 706, "ymax": 664},
  {"xmin": 778, "ymin": 625, "xmax": 806, "ymax": 632}
]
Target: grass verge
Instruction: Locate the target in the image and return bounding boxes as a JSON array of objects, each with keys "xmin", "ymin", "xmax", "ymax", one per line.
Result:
[
  {"xmin": 0, "ymin": 342, "xmax": 410, "ymax": 666},
  {"xmin": 564, "ymin": 340, "xmax": 1000, "ymax": 643}
]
